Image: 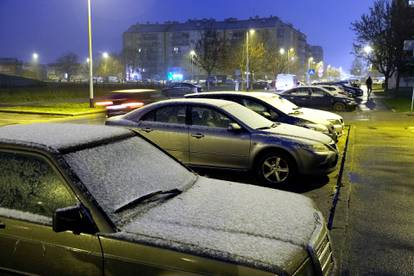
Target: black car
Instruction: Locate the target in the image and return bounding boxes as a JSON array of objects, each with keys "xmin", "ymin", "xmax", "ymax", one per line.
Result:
[
  {"xmin": 316, "ymin": 81, "xmax": 363, "ymax": 98},
  {"xmin": 279, "ymin": 86, "xmax": 357, "ymax": 112},
  {"xmin": 162, "ymin": 82, "xmax": 202, "ymax": 98}
]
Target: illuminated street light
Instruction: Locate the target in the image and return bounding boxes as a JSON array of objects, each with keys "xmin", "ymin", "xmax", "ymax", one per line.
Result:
[
  {"xmin": 279, "ymin": 48, "xmax": 285, "ymax": 55},
  {"xmin": 32, "ymin": 52, "xmax": 39, "ymax": 61},
  {"xmin": 86, "ymin": 57, "xmax": 90, "ymax": 63},
  {"xmin": 87, "ymin": 0, "xmax": 94, "ymax": 108},
  {"xmin": 189, "ymin": 50, "xmax": 196, "ymax": 81},
  {"xmin": 364, "ymin": 45, "xmax": 373, "ymax": 54},
  {"xmin": 102, "ymin": 52, "xmax": 109, "ymax": 59},
  {"xmin": 246, "ymin": 29, "xmax": 255, "ymax": 91}
]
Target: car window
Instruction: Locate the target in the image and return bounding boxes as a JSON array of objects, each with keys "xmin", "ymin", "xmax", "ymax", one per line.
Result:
[
  {"xmin": 242, "ymin": 98, "xmax": 267, "ymax": 113},
  {"xmin": 191, "ymin": 106, "xmax": 234, "ymax": 128},
  {"xmin": 311, "ymin": 88, "xmax": 327, "ymax": 97},
  {"xmin": 288, "ymin": 88, "xmax": 309, "ymax": 96},
  {"xmin": 0, "ymin": 151, "xmax": 77, "ymax": 219},
  {"xmin": 142, "ymin": 105, "xmax": 186, "ymax": 124}
]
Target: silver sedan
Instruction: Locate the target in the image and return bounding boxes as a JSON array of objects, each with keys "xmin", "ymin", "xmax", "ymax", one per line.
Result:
[{"xmin": 106, "ymin": 98, "xmax": 338, "ymax": 186}]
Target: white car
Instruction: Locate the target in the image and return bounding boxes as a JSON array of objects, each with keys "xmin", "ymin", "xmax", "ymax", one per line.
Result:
[{"xmin": 275, "ymin": 74, "xmax": 298, "ymax": 92}]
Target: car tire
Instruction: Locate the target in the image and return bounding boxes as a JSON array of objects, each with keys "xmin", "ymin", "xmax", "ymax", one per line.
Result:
[
  {"xmin": 333, "ymin": 102, "xmax": 346, "ymax": 112},
  {"xmin": 255, "ymin": 151, "xmax": 296, "ymax": 187}
]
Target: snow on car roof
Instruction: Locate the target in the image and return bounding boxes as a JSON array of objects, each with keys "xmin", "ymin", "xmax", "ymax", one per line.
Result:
[
  {"xmin": 186, "ymin": 91, "xmax": 279, "ymax": 98},
  {"xmin": 0, "ymin": 123, "xmax": 134, "ymax": 152},
  {"xmin": 141, "ymin": 98, "xmax": 237, "ymax": 108}
]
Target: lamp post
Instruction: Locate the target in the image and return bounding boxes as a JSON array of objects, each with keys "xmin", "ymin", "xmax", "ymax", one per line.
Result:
[
  {"xmin": 190, "ymin": 50, "xmax": 196, "ymax": 82},
  {"xmin": 246, "ymin": 29, "xmax": 255, "ymax": 91},
  {"xmin": 307, "ymin": 57, "xmax": 314, "ymax": 85},
  {"xmin": 87, "ymin": 0, "xmax": 94, "ymax": 108}
]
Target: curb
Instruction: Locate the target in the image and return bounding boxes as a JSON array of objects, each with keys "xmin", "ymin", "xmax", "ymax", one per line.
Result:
[{"xmin": 0, "ymin": 109, "xmax": 106, "ymax": 116}]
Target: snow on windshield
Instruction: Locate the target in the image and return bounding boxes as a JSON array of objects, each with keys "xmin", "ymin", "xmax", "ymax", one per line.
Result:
[
  {"xmin": 261, "ymin": 95, "xmax": 298, "ymax": 114},
  {"xmin": 63, "ymin": 136, "xmax": 196, "ymax": 224},
  {"xmin": 222, "ymin": 102, "xmax": 272, "ymax": 129}
]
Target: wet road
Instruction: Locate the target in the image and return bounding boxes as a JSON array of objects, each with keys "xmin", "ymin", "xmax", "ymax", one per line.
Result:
[{"xmin": 342, "ymin": 112, "xmax": 414, "ymax": 275}]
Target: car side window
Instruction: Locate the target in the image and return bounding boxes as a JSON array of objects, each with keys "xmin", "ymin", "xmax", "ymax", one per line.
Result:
[
  {"xmin": 153, "ymin": 105, "xmax": 186, "ymax": 124},
  {"xmin": 288, "ymin": 88, "xmax": 308, "ymax": 96},
  {"xmin": 191, "ymin": 106, "xmax": 234, "ymax": 128},
  {"xmin": 0, "ymin": 151, "xmax": 77, "ymax": 219},
  {"xmin": 311, "ymin": 88, "xmax": 327, "ymax": 97}
]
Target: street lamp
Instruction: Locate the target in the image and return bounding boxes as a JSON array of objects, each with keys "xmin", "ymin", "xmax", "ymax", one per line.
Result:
[
  {"xmin": 246, "ymin": 29, "xmax": 255, "ymax": 91},
  {"xmin": 307, "ymin": 57, "xmax": 314, "ymax": 84},
  {"xmin": 32, "ymin": 52, "xmax": 39, "ymax": 61},
  {"xmin": 189, "ymin": 50, "xmax": 196, "ymax": 82},
  {"xmin": 364, "ymin": 45, "xmax": 373, "ymax": 55},
  {"xmin": 87, "ymin": 0, "xmax": 94, "ymax": 108},
  {"xmin": 102, "ymin": 52, "xmax": 109, "ymax": 59}
]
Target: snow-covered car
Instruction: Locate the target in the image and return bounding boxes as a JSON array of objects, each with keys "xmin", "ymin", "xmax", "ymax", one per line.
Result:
[
  {"xmin": 0, "ymin": 123, "xmax": 334, "ymax": 275},
  {"xmin": 106, "ymin": 99, "xmax": 338, "ymax": 186}
]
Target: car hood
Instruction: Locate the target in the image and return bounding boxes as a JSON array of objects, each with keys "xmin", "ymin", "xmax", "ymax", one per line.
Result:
[
  {"xmin": 108, "ymin": 177, "xmax": 321, "ymax": 274},
  {"xmin": 261, "ymin": 123, "xmax": 333, "ymax": 144},
  {"xmin": 296, "ymin": 107, "xmax": 342, "ymax": 122}
]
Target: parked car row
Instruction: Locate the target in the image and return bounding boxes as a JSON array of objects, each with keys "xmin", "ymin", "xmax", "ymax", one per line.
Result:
[
  {"xmin": 107, "ymin": 97, "xmax": 339, "ymax": 187},
  {"xmin": 0, "ymin": 123, "xmax": 335, "ymax": 275}
]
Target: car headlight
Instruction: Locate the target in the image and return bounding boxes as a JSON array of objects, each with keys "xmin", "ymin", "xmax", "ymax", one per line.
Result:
[
  {"xmin": 303, "ymin": 123, "xmax": 330, "ymax": 135},
  {"xmin": 305, "ymin": 143, "xmax": 331, "ymax": 154}
]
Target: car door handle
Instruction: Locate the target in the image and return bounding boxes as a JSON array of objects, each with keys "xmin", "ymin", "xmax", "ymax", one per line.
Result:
[
  {"xmin": 141, "ymin": 127, "xmax": 153, "ymax": 133},
  {"xmin": 0, "ymin": 222, "xmax": 5, "ymax": 229},
  {"xmin": 191, "ymin": 133, "xmax": 204, "ymax": 139}
]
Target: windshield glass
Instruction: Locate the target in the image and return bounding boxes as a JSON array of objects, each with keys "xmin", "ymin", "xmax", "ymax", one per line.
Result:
[
  {"xmin": 259, "ymin": 94, "xmax": 299, "ymax": 114},
  {"xmin": 63, "ymin": 136, "xmax": 196, "ymax": 225},
  {"xmin": 221, "ymin": 102, "xmax": 273, "ymax": 129}
]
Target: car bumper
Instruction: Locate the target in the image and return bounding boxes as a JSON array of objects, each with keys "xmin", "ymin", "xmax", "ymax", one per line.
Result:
[{"xmin": 297, "ymin": 149, "xmax": 338, "ymax": 175}]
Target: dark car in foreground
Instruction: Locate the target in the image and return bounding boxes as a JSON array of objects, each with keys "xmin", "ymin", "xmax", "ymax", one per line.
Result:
[
  {"xmin": 107, "ymin": 98, "xmax": 338, "ymax": 186},
  {"xmin": 0, "ymin": 123, "xmax": 334, "ymax": 275},
  {"xmin": 185, "ymin": 91, "xmax": 338, "ymax": 140},
  {"xmin": 96, "ymin": 89, "xmax": 163, "ymax": 117},
  {"xmin": 279, "ymin": 86, "xmax": 357, "ymax": 112}
]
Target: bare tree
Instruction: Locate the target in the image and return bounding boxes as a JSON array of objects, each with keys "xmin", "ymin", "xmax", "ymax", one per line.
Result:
[
  {"xmin": 193, "ymin": 26, "xmax": 224, "ymax": 90},
  {"xmin": 55, "ymin": 52, "xmax": 79, "ymax": 81},
  {"xmin": 352, "ymin": 0, "xmax": 414, "ymax": 91}
]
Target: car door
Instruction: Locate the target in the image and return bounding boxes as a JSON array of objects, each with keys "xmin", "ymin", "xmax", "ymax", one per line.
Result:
[
  {"xmin": 135, "ymin": 104, "xmax": 189, "ymax": 163},
  {"xmin": 310, "ymin": 87, "xmax": 333, "ymax": 109},
  {"xmin": 188, "ymin": 105, "xmax": 251, "ymax": 169},
  {"xmin": 0, "ymin": 149, "xmax": 102, "ymax": 275},
  {"xmin": 282, "ymin": 87, "xmax": 310, "ymax": 107}
]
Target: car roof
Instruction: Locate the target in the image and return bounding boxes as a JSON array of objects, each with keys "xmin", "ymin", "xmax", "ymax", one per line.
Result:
[
  {"xmin": 146, "ymin": 98, "xmax": 237, "ymax": 108},
  {"xmin": 111, "ymin": 89, "xmax": 158, "ymax": 93},
  {"xmin": 186, "ymin": 91, "xmax": 278, "ymax": 99},
  {"xmin": 0, "ymin": 123, "xmax": 134, "ymax": 153}
]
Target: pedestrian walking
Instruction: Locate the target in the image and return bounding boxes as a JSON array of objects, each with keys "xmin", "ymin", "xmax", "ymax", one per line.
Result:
[{"xmin": 366, "ymin": 76, "xmax": 373, "ymax": 100}]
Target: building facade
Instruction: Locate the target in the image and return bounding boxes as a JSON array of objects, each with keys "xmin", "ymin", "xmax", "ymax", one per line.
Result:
[{"xmin": 123, "ymin": 16, "xmax": 321, "ymax": 81}]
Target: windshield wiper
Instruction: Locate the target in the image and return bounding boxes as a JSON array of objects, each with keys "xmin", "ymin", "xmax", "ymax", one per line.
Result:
[{"xmin": 114, "ymin": 188, "xmax": 182, "ymax": 213}]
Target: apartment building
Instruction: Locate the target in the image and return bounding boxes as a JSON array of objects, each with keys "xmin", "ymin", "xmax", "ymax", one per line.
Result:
[{"xmin": 123, "ymin": 16, "xmax": 320, "ymax": 80}]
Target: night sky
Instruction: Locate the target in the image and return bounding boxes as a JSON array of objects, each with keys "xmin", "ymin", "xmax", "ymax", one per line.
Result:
[{"xmin": 0, "ymin": 0, "xmax": 374, "ymax": 72}]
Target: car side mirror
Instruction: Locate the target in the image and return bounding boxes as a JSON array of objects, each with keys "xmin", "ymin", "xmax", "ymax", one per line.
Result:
[
  {"xmin": 53, "ymin": 204, "xmax": 98, "ymax": 235},
  {"xmin": 228, "ymin": 123, "xmax": 242, "ymax": 132}
]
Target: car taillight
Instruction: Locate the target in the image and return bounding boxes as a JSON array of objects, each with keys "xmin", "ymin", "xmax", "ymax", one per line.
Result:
[{"xmin": 96, "ymin": 101, "xmax": 113, "ymax": 106}]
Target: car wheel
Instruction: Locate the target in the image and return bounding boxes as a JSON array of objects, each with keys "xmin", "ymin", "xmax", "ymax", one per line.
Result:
[
  {"xmin": 255, "ymin": 151, "xmax": 296, "ymax": 186},
  {"xmin": 333, "ymin": 102, "xmax": 346, "ymax": 112}
]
